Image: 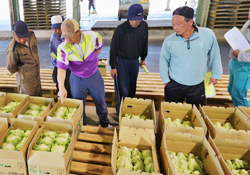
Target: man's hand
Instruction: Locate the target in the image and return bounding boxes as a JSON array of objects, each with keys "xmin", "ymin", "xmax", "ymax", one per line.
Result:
[
  {"xmin": 232, "ymin": 49, "xmax": 240, "ymax": 57},
  {"xmin": 209, "ymin": 78, "xmax": 218, "ymax": 85},
  {"xmin": 140, "ymin": 60, "xmax": 146, "ymax": 67},
  {"xmin": 164, "ymin": 82, "xmax": 168, "ymax": 87},
  {"xmin": 111, "ymin": 69, "xmax": 117, "ymax": 79},
  {"xmin": 58, "ymin": 86, "xmax": 67, "ymax": 104}
]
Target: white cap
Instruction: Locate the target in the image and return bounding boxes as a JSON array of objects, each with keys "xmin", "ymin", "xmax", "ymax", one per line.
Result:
[{"xmin": 51, "ymin": 15, "xmax": 64, "ymax": 29}]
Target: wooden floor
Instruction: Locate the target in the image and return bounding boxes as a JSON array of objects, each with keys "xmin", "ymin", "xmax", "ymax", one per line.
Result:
[{"xmin": 70, "ymin": 125, "xmax": 114, "ymax": 175}]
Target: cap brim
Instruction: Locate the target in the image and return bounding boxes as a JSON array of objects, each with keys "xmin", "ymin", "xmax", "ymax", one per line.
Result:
[
  {"xmin": 51, "ymin": 23, "xmax": 62, "ymax": 29},
  {"xmin": 129, "ymin": 16, "xmax": 143, "ymax": 21},
  {"xmin": 61, "ymin": 33, "xmax": 74, "ymax": 39},
  {"xmin": 15, "ymin": 32, "xmax": 30, "ymax": 38}
]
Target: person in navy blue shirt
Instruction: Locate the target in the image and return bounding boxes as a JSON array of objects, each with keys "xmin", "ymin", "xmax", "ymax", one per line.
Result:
[{"xmin": 49, "ymin": 14, "xmax": 72, "ymax": 98}]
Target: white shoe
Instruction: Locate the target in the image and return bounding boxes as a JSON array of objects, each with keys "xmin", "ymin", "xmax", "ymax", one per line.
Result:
[{"xmin": 98, "ymin": 124, "xmax": 113, "ymax": 129}]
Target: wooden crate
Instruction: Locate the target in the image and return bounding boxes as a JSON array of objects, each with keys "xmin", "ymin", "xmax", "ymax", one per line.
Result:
[
  {"xmin": 70, "ymin": 125, "xmax": 114, "ymax": 175},
  {"xmin": 208, "ymin": 0, "xmax": 250, "ymax": 28}
]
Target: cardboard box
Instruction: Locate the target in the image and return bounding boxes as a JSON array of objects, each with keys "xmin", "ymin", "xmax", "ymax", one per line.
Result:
[
  {"xmin": 46, "ymin": 98, "xmax": 83, "ymax": 132},
  {"xmin": 111, "ymin": 129, "xmax": 162, "ymax": 175},
  {"xmin": 119, "ymin": 97, "xmax": 156, "ymax": 132},
  {"xmin": 159, "ymin": 102, "xmax": 207, "ymax": 143},
  {"xmin": 0, "ymin": 93, "xmax": 29, "ymax": 123},
  {"xmin": 0, "ymin": 117, "xmax": 8, "ymax": 140},
  {"xmin": 200, "ymin": 106, "xmax": 250, "ymax": 139},
  {"xmin": 160, "ymin": 132, "xmax": 225, "ymax": 175},
  {"xmin": 208, "ymin": 135, "xmax": 250, "ymax": 175},
  {"xmin": 0, "ymin": 120, "xmax": 39, "ymax": 175},
  {"xmin": 98, "ymin": 59, "xmax": 107, "ymax": 75},
  {"xmin": 0, "ymin": 92, "xmax": 6, "ymax": 98},
  {"xmin": 27, "ymin": 122, "xmax": 74, "ymax": 175},
  {"xmin": 17, "ymin": 96, "xmax": 55, "ymax": 126},
  {"xmin": 119, "ymin": 126, "xmax": 156, "ymax": 146}
]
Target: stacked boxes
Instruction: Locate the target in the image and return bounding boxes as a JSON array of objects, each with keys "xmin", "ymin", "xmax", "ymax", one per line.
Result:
[
  {"xmin": 113, "ymin": 97, "xmax": 160, "ymax": 174},
  {"xmin": 0, "ymin": 120, "xmax": 39, "ymax": 174}
]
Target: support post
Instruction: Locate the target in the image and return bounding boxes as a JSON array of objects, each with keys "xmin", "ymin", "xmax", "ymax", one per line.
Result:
[
  {"xmin": 9, "ymin": 0, "xmax": 20, "ymax": 27},
  {"xmin": 195, "ymin": 0, "xmax": 211, "ymax": 27},
  {"xmin": 73, "ymin": 0, "xmax": 81, "ymax": 24},
  {"xmin": 165, "ymin": 0, "xmax": 171, "ymax": 11}
]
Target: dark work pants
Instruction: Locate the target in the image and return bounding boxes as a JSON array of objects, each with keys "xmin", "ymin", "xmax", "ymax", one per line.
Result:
[
  {"xmin": 115, "ymin": 57, "xmax": 139, "ymax": 112},
  {"xmin": 70, "ymin": 69, "xmax": 110, "ymax": 127},
  {"xmin": 52, "ymin": 66, "xmax": 72, "ymax": 98},
  {"xmin": 164, "ymin": 79, "xmax": 206, "ymax": 108}
]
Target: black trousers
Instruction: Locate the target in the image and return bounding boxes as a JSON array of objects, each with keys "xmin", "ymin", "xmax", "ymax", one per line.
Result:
[
  {"xmin": 52, "ymin": 66, "xmax": 72, "ymax": 98},
  {"xmin": 115, "ymin": 57, "xmax": 139, "ymax": 112},
  {"xmin": 164, "ymin": 79, "xmax": 206, "ymax": 108}
]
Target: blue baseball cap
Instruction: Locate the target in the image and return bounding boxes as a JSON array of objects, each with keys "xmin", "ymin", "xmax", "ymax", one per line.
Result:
[
  {"xmin": 51, "ymin": 15, "xmax": 64, "ymax": 29},
  {"xmin": 128, "ymin": 4, "xmax": 144, "ymax": 21},
  {"xmin": 12, "ymin": 20, "xmax": 30, "ymax": 38}
]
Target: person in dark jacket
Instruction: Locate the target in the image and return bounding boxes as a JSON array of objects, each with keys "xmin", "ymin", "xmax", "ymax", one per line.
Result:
[
  {"xmin": 109, "ymin": 4, "xmax": 148, "ymax": 113},
  {"xmin": 6, "ymin": 20, "xmax": 42, "ymax": 96}
]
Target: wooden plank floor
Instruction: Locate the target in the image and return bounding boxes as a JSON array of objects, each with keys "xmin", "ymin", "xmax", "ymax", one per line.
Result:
[{"xmin": 70, "ymin": 125, "xmax": 114, "ymax": 175}]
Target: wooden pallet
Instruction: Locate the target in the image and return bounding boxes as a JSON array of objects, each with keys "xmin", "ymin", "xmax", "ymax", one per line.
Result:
[
  {"xmin": 23, "ymin": 0, "xmax": 66, "ymax": 30},
  {"xmin": 208, "ymin": 0, "xmax": 250, "ymax": 28},
  {"xmin": 70, "ymin": 125, "xmax": 114, "ymax": 175},
  {"xmin": 0, "ymin": 67, "xmax": 242, "ymax": 107}
]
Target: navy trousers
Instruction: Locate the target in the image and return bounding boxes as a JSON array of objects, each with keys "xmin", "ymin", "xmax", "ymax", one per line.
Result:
[
  {"xmin": 70, "ymin": 69, "xmax": 110, "ymax": 127},
  {"xmin": 115, "ymin": 57, "xmax": 139, "ymax": 112},
  {"xmin": 164, "ymin": 79, "xmax": 206, "ymax": 108}
]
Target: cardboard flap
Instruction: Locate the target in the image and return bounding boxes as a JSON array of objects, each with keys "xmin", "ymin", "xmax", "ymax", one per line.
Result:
[
  {"xmin": 111, "ymin": 128, "xmax": 118, "ymax": 175},
  {"xmin": 0, "ymin": 149, "xmax": 24, "ymax": 160},
  {"xmin": 165, "ymin": 125, "xmax": 205, "ymax": 137},
  {"xmin": 121, "ymin": 117, "xmax": 154, "ymax": 130},
  {"xmin": 119, "ymin": 126, "xmax": 155, "ymax": 146},
  {"xmin": 0, "ymin": 121, "xmax": 8, "ymax": 140},
  {"xmin": 202, "ymin": 138, "xmax": 225, "ymax": 175},
  {"xmin": 0, "ymin": 117, "xmax": 8, "ymax": 124},
  {"xmin": 234, "ymin": 107, "xmax": 250, "ymax": 131},
  {"xmin": 192, "ymin": 105, "xmax": 207, "ymax": 134},
  {"xmin": 28, "ymin": 151, "xmax": 66, "ymax": 166}
]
